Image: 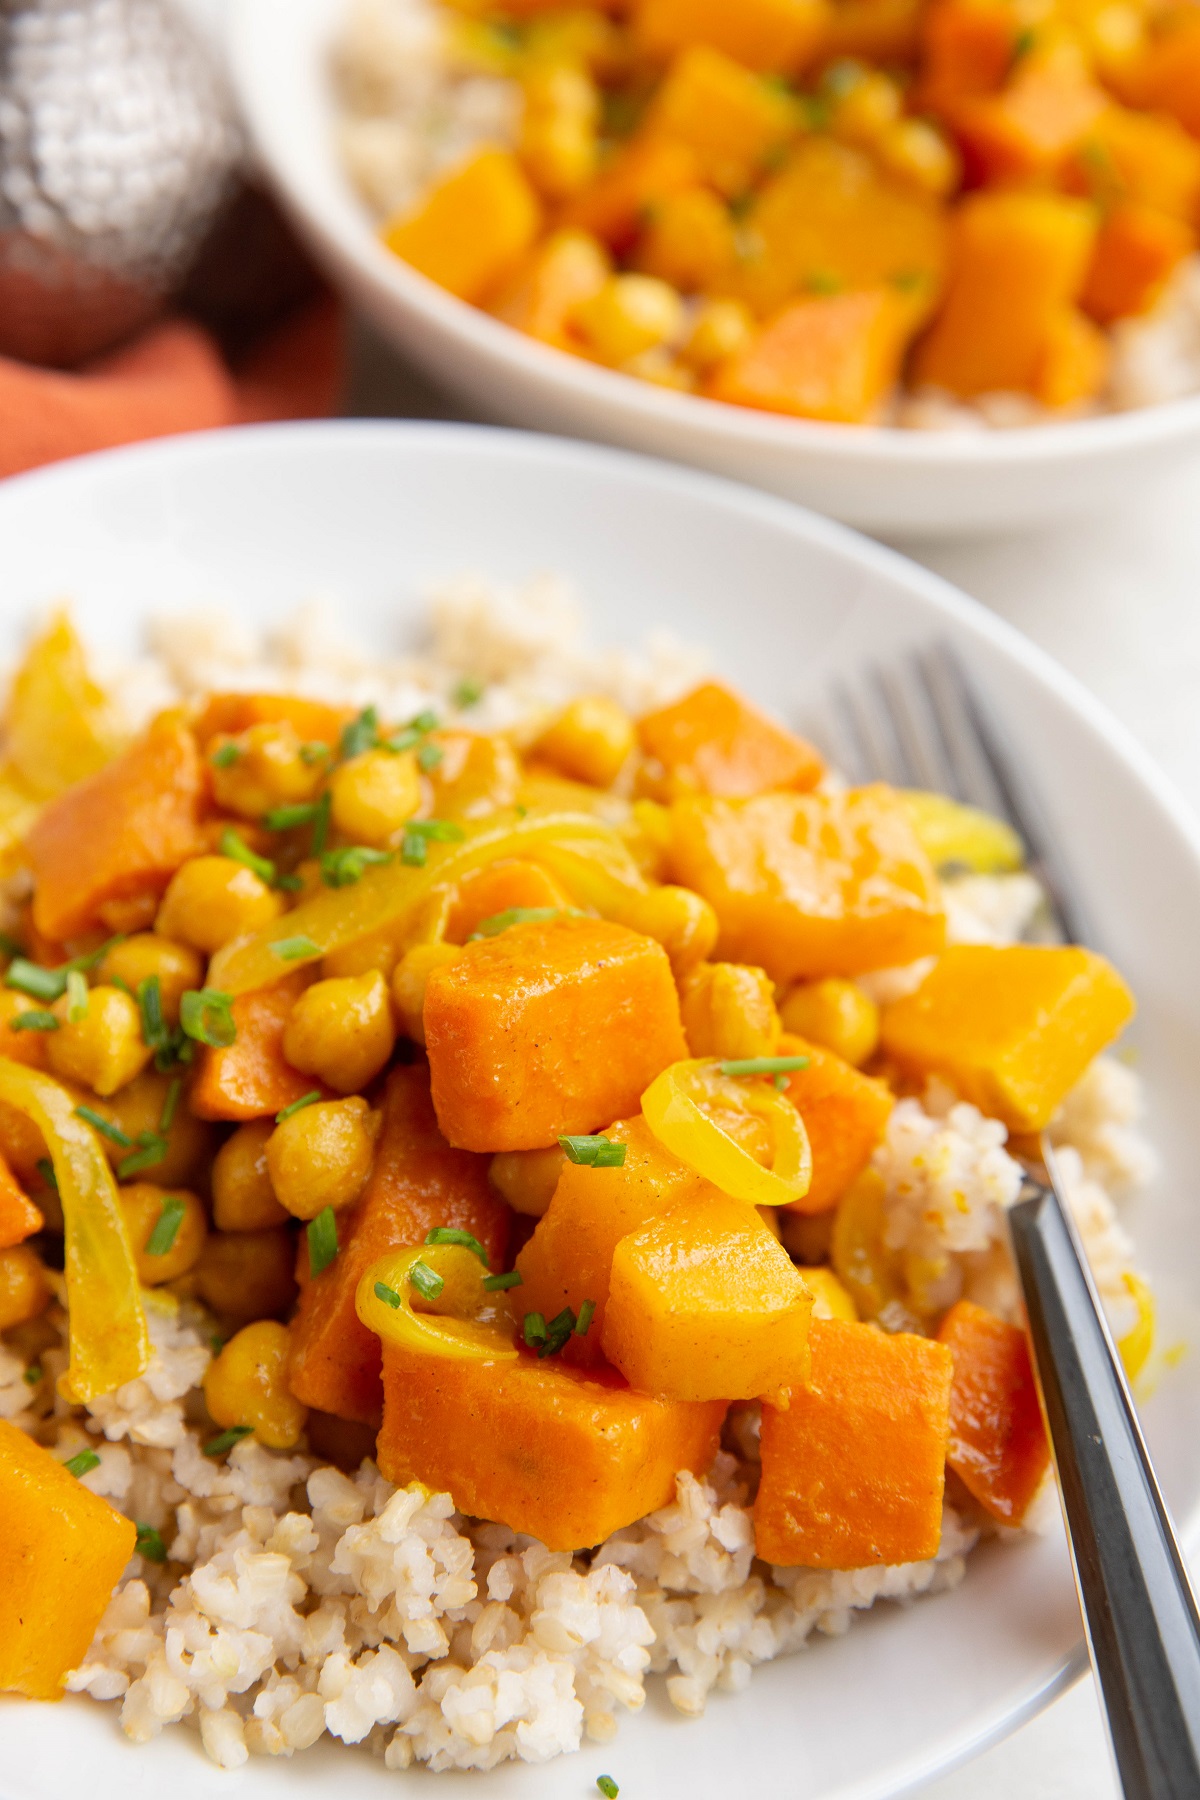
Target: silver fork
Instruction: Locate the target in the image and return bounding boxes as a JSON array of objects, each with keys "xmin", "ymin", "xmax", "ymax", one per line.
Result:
[{"xmin": 811, "ymin": 646, "xmax": 1200, "ymax": 1800}]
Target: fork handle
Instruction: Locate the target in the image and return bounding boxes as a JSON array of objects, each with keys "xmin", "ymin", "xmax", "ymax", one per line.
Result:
[{"xmin": 1009, "ymin": 1178, "xmax": 1200, "ymax": 1799}]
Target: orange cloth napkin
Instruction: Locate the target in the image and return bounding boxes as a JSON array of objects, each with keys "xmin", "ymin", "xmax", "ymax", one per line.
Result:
[{"xmin": 0, "ymin": 297, "xmax": 344, "ymax": 481}]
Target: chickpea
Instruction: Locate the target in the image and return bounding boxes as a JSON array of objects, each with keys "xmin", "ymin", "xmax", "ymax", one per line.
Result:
[
  {"xmin": 520, "ymin": 60, "xmax": 599, "ymax": 199},
  {"xmin": 623, "ymin": 885, "xmax": 718, "ymax": 976},
  {"xmin": 266, "ymin": 1097, "xmax": 378, "ymax": 1221},
  {"xmin": 212, "ymin": 1120, "xmax": 289, "ymax": 1231},
  {"xmin": 489, "ymin": 1144, "xmax": 566, "ymax": 1218},
  {"xmin": 683, "ymin": 298, "xmax": 755, "ymax": 372},
  {"xmin": 574, "ymin": 274, "xmax": 685, "ymax": 365},
  {"xmin": 0, "ymin": 988, "xmax": 51, "ymax": 1069},
  {"xmin": 828, "ymin": 63, "xmax": 902, "ymax": 145},
  {"xmin": 47, "ymin": 984, "xmax": 152, "ymax": 1096},
  {"xmin": 778, "ymin": 978, "xmax": 880, "ymax": 1068},
  {"xmin": 194, "ymin": 1226, "xmax": 298, "ymax": 1323},
  {"xmin": 321, "ymin": 920, "xmax": 410, "ymax": 983},
  {"xmin": 203, "ymin": 1319, "xmax": 308, "ymax": 1450},
  {"xmin": 95, "ymin": 934, "xmax": 203, "ymax": 1026},
  {"xmin": 155, "ymin": 856, "xmax": 285, "ymax": 955},
  {"xmin": 97, "ymin": 892, "xmax": 159, "ymax": 936},
  {"xmin": 328, "ymin": 749, "xmax": 421, "ymax": 846},
  {"xmin": 392, "ymin": 943, "xmax": 464, "ymax": 1045},
  {"xmin": 120, "ymin": 1182, "xmax": 208, "ymax": 1286},
  {"xmin": 89, "ymin": 1069, "xmax": 213, "ymax": 1188},
  {"xmin": 679, "ymin": 961, "xmax": 782, "ymax": 1061},
  {"xmin": 877, "ymin": 118, "xmax": 960, "ymax": 198},
  {"xmin": 535, "ymin": 696, "xmax": 636, "ymax": 789},
  {"xmin": 800, "ymin": 1265, "xmax": 858, "ymax": 1321},
  {"xmin": 0, "ymin": 1244, "xmax": 50, "ymax": 1330},
  {"xmin": 209, "ymin": 721, "xmax": 326, "ymax": 820},
  {"xmin": 427, "ymin": 732, "xmax": 522, "ymax": 820},
  {"xmin": 282, "ymin": 971, "xmax": 395, "ymax": 1095}
]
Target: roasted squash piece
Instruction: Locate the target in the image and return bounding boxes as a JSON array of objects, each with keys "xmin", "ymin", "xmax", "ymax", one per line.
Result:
[
  {"xmin": 490, "ymin": 228, "xmax": 611, "ymax": 345},
  {"xmin": 0, "ymin": 1418, "xmax": 137, "ymax": 1699},
  {"xmin": 937, "ymin": 1299, "xmax": 1050, "ymax": 1526},
  {"xmin": 25, "ymin": 713, "xmax": 207, "ymax": 942},
  {"xmin": 425, "ymin": 915, "xmax": 688, "ymax": 1151},
  {"xmin": 644, "ymin": 44, "xmax": 799, "ymax": 196},
  {"xmin": 880, "ymin": 944, "xmax": 1134, "ymax": 1132},
  {"xmin": 562, "ymin": 135, "xmax": 700, "ymax": 252},
  {"xmin": 190, "ymin": 972, "xmax": 315, "ymax": 1122},
  {"xmin": 443, "ymin": 857, "xmax": 572, "ymax": 944},
  {"xmin": 638, "ymin": 680, "xmax": 823, "ymax": 800},
  {"xmin": 918, "ymin": 0, "xmax": 1019, "ymax": 106},
  {"xmin": 382, "ymin": 149, "xmax": 542, "ymax": 304},
  {"xmin": 377, "ymin": 1340, "xmax": 726, "ymax": 1551},
  {"xmin": 602, "ymin": 1186, "xmax": 813, "ymax": 1399},
  {"xmin": 1135, "ymin": 17, "xmax": 1200, "ymax": 139},
  {"xmin": 755, "ymin": 1317, "xmax": 953, "ymax": 1568},
  {"xmin": 192, "ymin": 692, "xmax": 352, "ymax": 750},
  {"xmin": 669, "ymin": 784, "xmax": 945, "ymax": 983},
  {"xmin": 777, "ymin": 1032, "xmax": 894, "ymax": 1213},
  {"xmin": 951, "ymin": 59, "xmax": 1108, "ymax": 186},
  {"xmin": 634, "ymin": 0, "xmax": 830, "ymax": 74},
  {"xmin": 288, "ymin": 1065, "xmax": 510, "ymax": 1423},
  {"xmin": 1033, "ymin": 307, "xmax": 1110, "ymax": 409},
  {"xmin": 1081, "ymin": 203, "xmax": 1194, "ymax": 324},
  {"xmin": 1065, "ymin": 105, "xmax": 1200, "ymax": 223},
  {"xmin": 0, "ymin": 1154, "xmax": 42, "ymax": 1250},
  {"xmin": 709, "ymin": 287, "xmax": 917, "ymax": 423}
]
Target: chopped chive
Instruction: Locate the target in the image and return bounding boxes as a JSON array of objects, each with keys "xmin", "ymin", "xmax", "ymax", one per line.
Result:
[
  {"xmin": 401, "ymin": 831, "xmax": 427, "ymax": 868},
  {"xmin": 483, "ymin": 1269, "xmax": 523, "ymax": 1292},
  {"xmin": 220, "ymin": 827, "xmax": 276, "ymax": 886},
  {"xmin": 276, "ymin": 1090, "xmax": 322, "ymax": 1123},
  {"xmin": 559, "ymin": 1134, "xmax": 627, "ymax": 1168},
  {"xmin": 320, "ymin": 845, "xmax": 392, "ymax": 888},
  {"xmin": 374, "ymin": 1280, "xmax": 402, "ymax": 1309},
  {"xmin": 6, "ymin": 958, "xmax": 67, "ymax": 1001},
  {"xmin": 180, "ymin": 987, "xmax": 237, "ymax": 1046},
  {"xmin": 275, "ymin": 873, "xmax": 304, "ymax": 893},
  {"xmin": 339, "ymin": 706, "xmax": 381, "ymax": 760},
  {"xmin": 307, "ymin": 1206, "xmax": 339, "ymax": 1277},
  {"xmin": 523, "ymin": 1311, "xmax": 547, "ymax": 1349},
  {"xmin": 575, "ymin": 1299, "xmax": 596, "ymax": 1337},
  {"xmin": 66, "ymin": 968, "xmax": 89, "ymax": 1022},
  {"xmin": 409, "ymin": 1259, "xmax": 445, "ymax": 1301},
  {"xmin": 154, "ymin": 1029, "xmax": 194, "ymax": 1075},
  {"xmin": 270, "ymin": 936, "xmax": 321, "ymax": 962},
  {"xmin": 35, "ymin": 1157, "xmax": 57, "ymax": 1192},
  {"xmin": 453, "ymin": 677, "xmax": 484, "ymax": 709},
  {"xmin": 411, "ymin": 709, "xmax": 439, "ymax": 734},
  {"xmin": 135, "ymin": 1522, "xmax": 167, "ymax": 1563},
  {"xmin": 109, "ymin": 973, "xmax": 135, "ymax": 999},
  {"xmin": 719, "ymin": 1055, "xmax": 810, "ymax": 1078},
  {"xmin": 385, "ymin": 726, "xmax": 422, "ymax": 754},
  {"xmin": 311, "ymin": 791, "xmax": 332, "ymax": 858},
  {"xmin": 158, "ymin": 1078, "xmax": 182, "ymax": 1135},
  {"xmin": 299, "ymin": 741, "xmax": 331, "ymax": 767},
  {"xmin": 118, "ymin": 1132, "xmax": 169, "ymax": 1179},
  {"xmin": 597, "ymin": 1778, "xmax": 619, "ymax": 1799},
  {"xmin": 539, "ymin": 1307, "xmax": 577, "ymax": 1358},
  {"xmin": 75, "ymin": 1105, "xmax": 132, "ymax": 1148},
  {"xmin": 137, "ymin": 974, "xmax": 169, "ymax": 1052},
  {"xmin": 64, "ymin": 1448, "xmax": 101, "ymax": 1478},
  {"xmin": 66, "ymin": 935, "xmax": 125, "ymax": 976},
  {"xmin": 417, "ymin": 741, "xmax": 444, "ymax": 772},
  {"xmin": 0, "ymin": 930, "xmax": 23, "ymax": 959},
  {"xmin": 203, "ymin": 1424, "xmax": 253, "ymax": 1457},
  {"xmin": 23, "ymin": 1361, "xmax": 42, "ymax": 1385},
  {"xmin": 262, "ymin": 801, "xmax": 320, "ymax": 831},
  {"xmin": 471, "ymin": 906, "xmax": 563, "ymax": 940},
  {"xmin": 145, "ymin": 1196, "xmax": 186, "ymax": 1258},
  {"xmin": 211, "ymin": 742, "xmax": 241, "ymax": 768},
  {"xmin": 11, "ymin": 1009, "xmax": 59, "ymax": 1032},
  {"xmin": 407, "ymin": 819, "xmax": 466, "ymax": 841},
  {"xmin": 425, "ymin": 1226, "xmax": 489, "ymax": 1265}
]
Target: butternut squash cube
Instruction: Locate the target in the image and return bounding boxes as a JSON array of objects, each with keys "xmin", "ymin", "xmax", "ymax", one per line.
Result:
[
  {"xmin": 490, "ymin": 228, "xmax": 611, "ymax": 346},
  {"xmin": 633, "ymin": 185, "xmax": 739, "ymax": 291},
  {"xmin": 0, "ymin": 1154, "xmax": 42, "ymax": 1250},
  {"xmin": 1136, "ymin": 18, "xmax": 1200, "ymax": 139},
  {"xmin": 917, "ymin": 0, "xmax": 1018, "ymax": 106},
  {"xmin": 777, "ymin": 1032, "xmax": 894, "ymax": 1213},
  {"xmin": 634, "ymin": 0, "xmax": 830, "ymax": 73},
  {"xmin": 645, "ymin": 45, "xmax": 799, "ymax": 195},
  {"xmin": 709, "ymin": 288, "xmax": 916, "ymax": 423},
  {"xmin": 1066, "ymin": 106, "xmax": 1200, "ymax": 222},
  {"xmin": 190, "ymin": 972, "xmax": 315, "ymax": 1122},
  {"xmin": 563, "ymin": 136, "xmax": 700, "ymax": 252},
  {"xmin": 937, "ymin": 1300, "xmax": 1050, "ymax": 1526},
  {"xmin": 0, "ymin": 1418, "xmax": 136, "ymax": 1699},
  {"xmin": 443, "ymin": 857, "xmax": 572, "ymax": 944},
  {"xmin": 288, "ymin": 1065, "xmax": 509, "ymax": 1423},
  {"xmin": 880, "ymin": 944, "xmax": 1135, "ymax": 1131},
  {"xmin": 382, "ymin": 149, "xmax": 542, "ymax": 304},
  {"xmin": 602, "ymin": 1187, "xmax": 813, "ymax": 1399},
  {"xmin": 824, "ymin": 0, "xmax": 922, "ymax": 62},
  {"xmin": 516, "ymin": 1113, "xmax": 703, "ymax": 1364},
  {"xmin": 638, "ymin": 680, "xmax": 823, "ymax": 800},
  {"xmin": 755, "ymin": 1317, "xmax": 952, "ymax": 1568},
  {"xmin": 1032, "ymin": 307, "xmax": 1110, "ymax": 409},
  {"xmin": 670, "ymin": 784, "xmax": 945, "ymax": 983},
  {"xmin": 952, "ymin": 63, "xmax": 1108, "ymax": 185},
  {"xmin": 1081, "ymin": 203, "xmax": 1193, "ymax": 323},
  {"xmin": 425, "ymin": 915, "xmax": 688, "ymax": 1151}
]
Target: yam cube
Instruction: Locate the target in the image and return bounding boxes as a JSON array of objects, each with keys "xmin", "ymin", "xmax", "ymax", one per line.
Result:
[
  {"xmin": 634, "ymin": 186, "xmax": 739, "ymax": 290},
  {"xmin": 645, "ymin": 45, "xmax": 799, "ymax": 196},
  {"xmin": 288, "ymin": 1065, "xmax": 510, "ymax": 1423},
  {"xmin": 516, "ymin": 1113, "xmax": 703, "ymax": 1364},
  {"xmin": 377, "ymin": 1341, "xmax": 726, "ymax": 1551},
  {"xmin": 1137, "ymin": 18, "xmax": 1200, "ymax": 139},
  {"xmin": 191, "ymin": 972, "xmax": 314, "ymax": 1122},
  {"xmin": 913, "ymin": 191, "xmax": 1097, "ymax": 397},
  {"xmin": 602, "ymin": 1187, "xmax": 813, "ymax": 1399},
  {"xmin": 639, "ymin": 680, "xmax": 823, "ymax": 800},
  {"xmin": 490, "ymin": 229, "xmax": 610, "ymax": 346},
  {"xmin": 443, "ymin": 858, "xmax": 572, "ymax": 944},
  {"xmin": 919, "ymin": 0, "xmax": 1020, "ymax": 106},
  {"xmin": 25, "ymin": 714, "xmax": 206, "ymax": 942},
  {"xmin": 709, "ymin": 288, "xmax": 916, "ymax": 424},
  {"xmin": 755, "ymin": 1317, "xmax": 953, "ymax": 1568},
  {"xmin": 0, "ymin": 1418, "xmax": 136, "ymax": 1698},
  {"xmin": 382, "ymin": 150, "xmax": 542, "ymax": 304},
  {"xmin": 0, "ymin": 1154, "xmax": 42, "ymax": 1250},
  {"xmin": 937, "ymin": 1300, "xmax": 1050, "ymax": 1526},
  {"xmin": 634, "ymin": 0, "xmax": 830, "ymax": 74},
  {"xmin": 193, "ymin": 693, "xmax": 352, "ymax": 751},
  {"xmin": 1065, "ymin": 106, "xmax": 1200, "ymax": 222},
  {"xmin": 562, "ymin": 136, "xmax": 700, "ymax": 253},
  {"xmin": 952, "ymin": 64, "xmax": 1107, "ymax": 186},
  {"xmin": 1032, "ymin": 308, "xmax": 1110, "ymax": 409},
  {"xmin": 778, "ymin": 1032, "xmax": 894, "ymax": 1214},
  {"xmin": 824, "ymin": 0, "xmax": 922, "ymax": 63},
  {"xmin": 669, "ymin": 784, "xmax": 945, "ymax": 983},
  {"xmin": 424, "ymin": 915, "xmax": 688, "ymax": 1151},
  {"xmin": 1081, "ymin": 203, "xmax": 1194, "ymax": 324},
  {"xmin": 880, "ymin": 944, "xmax": 1135, "ymax": 1131}
]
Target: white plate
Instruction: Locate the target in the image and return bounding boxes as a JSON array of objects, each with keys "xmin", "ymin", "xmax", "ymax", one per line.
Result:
[
  {"xmin": 228, "ymin": 0, "xmax": 1200, "ymax": 539},
  {"xmin": 1, "ymin": 422, "xmax": 1199, "ymax": 1800}
]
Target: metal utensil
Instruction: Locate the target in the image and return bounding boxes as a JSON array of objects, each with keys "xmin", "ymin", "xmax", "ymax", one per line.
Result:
[{"xmin": 810, "ymin": 644, "xmax": 1200, "ymax": 1800}]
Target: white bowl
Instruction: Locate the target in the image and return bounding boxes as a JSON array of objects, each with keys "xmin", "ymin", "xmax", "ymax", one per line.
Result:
[
  {"xmin": 227, "ymin": 0, "xmax": 1200, "ymax": 539},
  {"xmin": 2, "ymin": 420, "xmax": 1200, "ymax": 1797}
]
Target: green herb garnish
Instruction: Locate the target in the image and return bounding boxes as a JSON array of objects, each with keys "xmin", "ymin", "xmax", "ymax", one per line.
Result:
[
  {"xmin": 145, "ymin": 1197, "xmax": 186, "ymax": 1258},
  {"xmin": 417, "ymin": 740, "xmax": 444, "ymax": 773},
  {"xmin": 277, "ymin": 1090, "xmax": 322, "ymax": 1123},
  {"xmin": 270, "ymin": 936, "xmax": 321, "ymax": 962},
  {"xmin": 339, "ymin": 705, "xmax": 380, "ymax": 760},
  {"xmin": 159, "ymin": 1078, "xmax": 182, "ymax": 1134},
  {"xmin": 135, "ymin": 1522, "xmax": 167, "ymax": 1562},
  {"xmin": 452, "ymin": 678, "xmax": 484, "ymax": 708},
  {"xmin": 307, "ymin": 1207, "xmax": 339, "ymax": 1277},
  {"xmin": 180, "ymin": 987, "xmax": 237, "ymax": 1046},
  {"xmin": 5, "ymin": 958, "xmax": 66, "ymax": 1002},
  {"xmin": 320, "ymin": 845, "xmax": 392, "ymax": 888},
  {"xmin": 597, "ymin": 1778, "xmax": 619, "ymax": 1799},
  {"xmin": 75, "ymin": 1105, "xmax": 132, "ymax": 1148},
  {"xmin": 523, "ymin": 1311, "xmax": 547, "ymax": 1349},
  {"xmin": 35, "ymin": 1157, "xmax": 57, "ymax": 1192},
  {"xmin": 409, "ymin": 1259, "xmax": 445, "ymax": 1301},
  {"xmin": 263, "ymin": 801, "xmax": 321, "ymax": 831},
  {"xmin": 118, "ymin": 1132, "xmax": 170, "ymax": 1179},
  {"xmin": 719, "ymin": 1055, "xmax": 810, "ymax": 1078},
  {"xmin": 66, "ymin": 968, "xmax": 89, "ymax": 1022},
  {"xmin": 400, "ymin": 818, "xmax": 465, "ymax": 867},
  {"xmin": 23, "ymin": 1361, "xmax": 42, "ymax": 1385},
  {"xmin": 137, "ymin": 974, "xmax": 169, "ymax": 1054},
  {"xmin": 483, "ymin": 1269, "xmax": 523, "ymax": 1292},
  {"xmin": 575, "ymin": 1299, "xmax": 596, "ymax": 1337},
  {"xmin": 299, "ymin": 741, "xmax": 331, "ymax": 767},
  {"xmin": 374, "ymin": 1280, "xmax": 402, "ymax": 1308},
  {"xmin": 64, "ymin": 1449, "xmax": 101, "ymax": 1478},
  {"xmin": 471, "ymin": 906, "xmax": 564, "ymax": 939},
  {"xmin": 211, "ymin": 742, "xmax": 241, "ymax": 769},
  {"xmin": 425, "ymin": 1226, "xmax": 488, "ymax": 1265},
  {"xmin": 539, "ymin": 1307, "xmax": 577, "ymax": 1358},
  {"xmin": 203, "ymin": 1425, "xmax": 253, "ymax": 1457},
  {"xmin": 11, "ymin": 1009, "xmax": 59, "ymax": 1032},
  {"xmin": 559, "ymin": 1134, "xmax": 626, "ymax": 1168},
  {"xmin": 220, "ymin": 827, "xmax": 277, "ymax": 886}
]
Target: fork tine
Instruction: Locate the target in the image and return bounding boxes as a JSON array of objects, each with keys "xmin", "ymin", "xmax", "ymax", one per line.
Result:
[
  {"xmin": 916, "ymin": 646, "xmax": 1011, "ymax": 817},
  {"xmin": 877, "ymin": 663, "xmax": 955, "ymax": 793}
]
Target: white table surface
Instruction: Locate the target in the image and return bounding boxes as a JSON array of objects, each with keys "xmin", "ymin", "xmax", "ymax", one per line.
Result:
[{"xmin": 344, "ymin": 319, "xmax": 1200, "ymax": 1800}]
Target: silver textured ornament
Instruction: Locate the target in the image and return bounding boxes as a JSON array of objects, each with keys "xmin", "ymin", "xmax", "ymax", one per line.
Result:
[{"xmin": 0, "ymin": 0, "xmax": 244, "ymax": 366}]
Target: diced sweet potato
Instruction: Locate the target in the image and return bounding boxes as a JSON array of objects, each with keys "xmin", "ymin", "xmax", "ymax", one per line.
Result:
[
  {"xmin": 1136, "ymin": 18, "xmax": 1200, "ymax": 138},
  {"xmin": 1065, "ymin": 106, "xmax": 1200, "ymax": 222},
  {"xmin": 634, "ymin": 0, "xmax": 830, "ymax": 73},
  {"xmin": 443, "ymin": 859, "xmax": 572, "ymax": 944},
  {"xmin": 425, "ymin": 916, "xmax": 688, "ymax": 1151},
  {"xmin": 669, "ymin": 784, "xmax": 945, "ymax": 983},
  {"xmin": 951, "ymin": 63, "xmax": 1108, "ymax": 185},
  {"xmin": 490, "ymin": 229, "xmax": 611, "ymax": 346},
  {"xmin": 192, "ymin": 693, "xmax": 352, "ymax": 750},
  {"xmin": 825, "ymin": 0, "xmax": 922, "ymax": 63},
  {"xmin": 709, "ymin": 288, "xmax": 916, "ymax": 423},
  {"xmin": 777, "ymin": 1032, "xmax": 894, "ymax": 1214},
  {"xmin": 633, "ymin": 185, "xmax": 739, "ymax": 290},
  {"xmin": 190, "ymin": 972, "xmax": 315, "ymax": 1122},
  {"xmin": 1081, "ymin": 203, "xmax": 1194, "ymax": 323},
  {"xmin": 913, "ymin": 191, "xmax": 1096, "ymax": 397},
  {"xmin": 377, "ymin": 1340, "xmax": 726, "ymax": 1550},
  {"xmin": 1033, "ymin": 306, "xmax": 1110, "ymax": 408},
  {"xmin": 755, "ymin": 1317, "xmax": 953, "ymax": 1568},
  {"xmin": 880, "ymin": 944, "xmax": 1135, "ymax": 1131},
  {"xmin": 644, "ymin": 44, "xmax": 799, "ymax": 196},
  {"xmin": 0, "ymin": 1418, "xmax": 136, "ymax": 1699},
  {"xmin": 937, "ymin": 1300, "xmax": 1049, "ymax": 1526},
  {"xmin": 382, "ymin": 149, "xmax": 542, "ymax": 304},
  {"xmin": 0, "ymin": 990, "xmax": 52, "ymax": 1071},
  {"xmin": 0, "ymin": 1154, "xmax": 42, "ymax": 1250},
  {"xmin": 562, "ymin": 135, "xmax": 700, "ymax": 252},
  {"xmin": 602, "ymin": 1187, "xmax": 813, "ymax": 1398},
  {"xmin": 918, "ymin": 0, "xmax": 1019, "ymax": 107},
  {"xmin": 516, "ymin": 1114, "xmax": 703, "ymax": 1365},
  {"xmin": 288, "ymin": 1065, "xmax": 509, "ymax": 1423},
  {"xmin": 25, "ymin": 713, "xmax": 207, "ymax": 942},
  {"xmin": 639, "ymin": 680, "xmax": 823, "ymax": 800}
]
